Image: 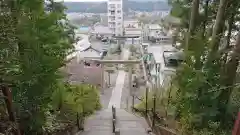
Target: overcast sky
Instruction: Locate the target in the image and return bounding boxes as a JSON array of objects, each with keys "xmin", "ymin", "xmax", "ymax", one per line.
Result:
[{"xmin": 62, "ymin": 0, "xmax": 107, "ymax": 2}]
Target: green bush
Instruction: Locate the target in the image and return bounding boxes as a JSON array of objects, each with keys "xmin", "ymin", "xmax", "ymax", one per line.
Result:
[
  {"xmin": 43, "ymin": 82, "xmax": 102, "ymax": 133},
  {"xmin": 51, "ymin": 82, "xmax": 101, "ymax": 115}
]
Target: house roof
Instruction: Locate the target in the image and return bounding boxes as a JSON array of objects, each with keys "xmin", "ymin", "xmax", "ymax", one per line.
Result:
[
  {"xmin": 79, "ymin": 46, "xmax": 101, "ymax": 59},
  {"xmin": 81, "ymin": 45, "xmax": 101, "ymax": 53},
  {"xmin": 125, "ymin": 29, "xmax": 142, "ymax": 36},
  {"xmin": 74, "ymin": 38, "xmax": 91, "ymax": 51}
]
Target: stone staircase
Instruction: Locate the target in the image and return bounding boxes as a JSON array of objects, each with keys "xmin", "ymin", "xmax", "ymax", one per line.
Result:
[{"xmin": 78, "ymin": 108, "xmax": 153, "ymax": 135}]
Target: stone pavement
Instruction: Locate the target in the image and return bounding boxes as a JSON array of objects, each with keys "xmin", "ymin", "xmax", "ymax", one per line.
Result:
[
  {"xmin": 75, "ymin": 48, "xmax": 150, "ymax": 135},
  {"xmin": 78, "ymin": 109, "xmax": 149, "ymax": 135},
  {"xmin": 108, "ymin": 49, "xmax": 130, "ymax": 108}
]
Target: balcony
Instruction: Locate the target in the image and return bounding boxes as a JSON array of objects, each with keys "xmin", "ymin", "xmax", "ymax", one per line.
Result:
[
  {"xmin": 109, "ymin": 16, "xmax": 115, "ymax": 21},
  {"xmin": 109, "ymin": 10, "xmax": 115, "ymax": 15},
  {"xmin": 109, "ymin": 6, "xmax": 115, "ymax": 10}
]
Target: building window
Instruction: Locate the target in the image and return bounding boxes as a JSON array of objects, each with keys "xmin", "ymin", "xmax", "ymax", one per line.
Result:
[
  {"xmin": 117, "ymin": 10, "xmax": 121, "ymax": 13},
  {"xmin": 118, "ymin": 17, "xmax": 121, "ymax": 19},
  {"xmin": 109, "ymin": 4, "xmax": 115, "ymax": 8},
  {"xmin": 117, "ymin": 4, "xmax": 121, "ymax": 8}
]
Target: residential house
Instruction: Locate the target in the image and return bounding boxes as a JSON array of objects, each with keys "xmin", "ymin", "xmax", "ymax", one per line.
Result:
[
  {"xmin": 144, "ymin": 24, "xmax": 162, "ymax": 38},
  {"xmin": 78, "ymin": 45, "xmax": 102, "ymax": 61},
  {"xmin": 124, "ymin": 19, "xmax": 143, "ymax": 45}
]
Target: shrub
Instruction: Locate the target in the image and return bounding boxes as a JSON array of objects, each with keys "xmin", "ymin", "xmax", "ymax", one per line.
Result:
[{"xmin": 43, "ymin": 82, "xmax": 102, "ymax": 133}]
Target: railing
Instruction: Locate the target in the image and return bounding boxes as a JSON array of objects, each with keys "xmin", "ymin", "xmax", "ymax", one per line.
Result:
[
  {"xmin": 112, "ymin": 105, "xmax": 121, "ymax": 135},
  {"xmin": 132, "ymin": 43, "xmax": 178, "ymax": 135},
  {"xmin": 112, "ymin": 105, "xmax": 116, "ymax": 133},
  {"xmin": 143, "ymin": 96, "xmax": 177, "ymax": 135}
]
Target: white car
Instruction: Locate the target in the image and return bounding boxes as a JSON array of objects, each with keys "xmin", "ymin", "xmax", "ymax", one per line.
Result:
[{"xmin": 163, "ymin": 50, "xmax": 184, "ymax": 67}]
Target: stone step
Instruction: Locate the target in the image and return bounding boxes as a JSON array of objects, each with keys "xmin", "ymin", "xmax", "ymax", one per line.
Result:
[{"xmin": 80, "ymin": 109, "xmax": 149, "ymax": 135}]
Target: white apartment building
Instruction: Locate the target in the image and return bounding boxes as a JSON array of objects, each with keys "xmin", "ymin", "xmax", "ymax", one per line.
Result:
[{"xmin": 108, "ymin": 0, "xmax": 123, "ymax": 36}]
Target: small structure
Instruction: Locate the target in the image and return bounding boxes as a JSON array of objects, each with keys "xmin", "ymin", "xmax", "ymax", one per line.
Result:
[
  {"xmin": 142, "ymin": 43, "xmax": 150, "ymax": 53},
  {"xmin": 72, "ymin": 45, "xmax": 103, "ymax": 86},
  {"xmin": 78, "ymin": 45, "xmax": 101, "ymax": 61},
  {"xmin": 144, "ymin": 24, "xmax": 162, "ymax": 38},
  {"xmin": 149, "ymin": 31, "xmax": 172, "ymax": 43},
  {"xmin": 124, "ymin": 20, "xmax": 142, "ymax": 44},
  {"xmin": 124, "ymin": 19, "xmax": 141, "ymax": 28}
]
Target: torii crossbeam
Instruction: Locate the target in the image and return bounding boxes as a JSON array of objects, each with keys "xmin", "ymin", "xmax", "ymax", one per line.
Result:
[
  {"xmin": 91, "ymin": 59, "xmax": 140, "ymax": 64},
  {"xmin": 91, "ymin": 59, "xmax": 141, "ymax": 92}
]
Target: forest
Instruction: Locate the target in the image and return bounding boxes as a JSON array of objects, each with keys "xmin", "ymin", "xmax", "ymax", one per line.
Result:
[
  {"xmin": 138, "ymin": 0, "xmax": 240, "ymax": 134},
  {"xmin": 1, "ymin": 0, "xmax": 240, "ymax": 134},
  {"xmin": 0, "ymin": 0, "xmax": 101, "ymax": 134}
]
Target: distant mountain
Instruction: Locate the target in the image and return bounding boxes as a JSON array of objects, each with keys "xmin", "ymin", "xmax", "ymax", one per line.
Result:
[{"xmin": 63, "ymin": 0, "xmax": 171, "ymax": 13}]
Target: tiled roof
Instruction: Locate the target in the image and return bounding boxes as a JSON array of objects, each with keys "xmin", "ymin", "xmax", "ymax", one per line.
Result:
[
  {"xmin": 125, "ymin": 29, "xmax": 142, "ymax": 36},
  {"xmin": 80, "ymin": 46, "xmax": 101, "ymax": 59}
]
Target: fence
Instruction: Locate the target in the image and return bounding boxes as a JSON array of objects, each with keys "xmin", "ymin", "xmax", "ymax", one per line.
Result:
[{"xmin": 132, "ymin": 44, "xmax": 177, "ymax": 135}]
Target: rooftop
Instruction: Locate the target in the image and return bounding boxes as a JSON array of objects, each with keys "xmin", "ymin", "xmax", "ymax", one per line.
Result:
[{"xmin": 125, "ymin": 29, "xmax": 142, "ymax": 36}]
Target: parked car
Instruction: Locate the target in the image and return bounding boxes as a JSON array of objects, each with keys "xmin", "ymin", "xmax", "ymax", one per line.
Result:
[
  {"xmin": 163, "ymin": 50, "xmax": 184, "ymax": 67},
  {"xmin": 101, "ymin": 37, "xmax": 108, "ymax": 42},
  {"xmin": 100, "ymin": 50, "xmax": 108, "ymax": 59}
]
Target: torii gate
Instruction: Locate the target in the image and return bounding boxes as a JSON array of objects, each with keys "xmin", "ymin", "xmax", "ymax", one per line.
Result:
[
  {"xmin": 99, "ymin": 35, "xmax": 141, "ymax": 90},
  {"xmin": 92, "ymin": 35, "xmax": 143, "ymax": 107},
  {"xmin": 92, "ymin": 59, "xmax": 141, "ymax": 109}
]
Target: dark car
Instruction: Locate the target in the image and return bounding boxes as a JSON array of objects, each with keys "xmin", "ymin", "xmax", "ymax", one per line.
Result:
[
  {"xmin": 101, "ymin": 37, "xmax": 108, "ymax": 42},
  {"xmin": 100, "ymin": 51, "xmax": 108, "ymax": 59}
]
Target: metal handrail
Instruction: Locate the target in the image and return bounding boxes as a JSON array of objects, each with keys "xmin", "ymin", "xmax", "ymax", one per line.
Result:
[{"xmin": 112, "ymin": 105, "xmax": 116, "ymax": 133}]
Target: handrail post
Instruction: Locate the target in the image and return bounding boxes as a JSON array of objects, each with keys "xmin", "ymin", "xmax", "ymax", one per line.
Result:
[
  {"xmin": 112, "ymin": 119, "xmax": 116, "ymax": 133},
  {"xmin": 112, "ymin": 105, "xmax": 116, "ymax": 119},
  {"xmin": 112, "ymin": 105, "xmax": 116, "ymax": 133},
  {"xmin": 145, "ymin": 87, "xmax": 148, "ymax": 116},
  {"xmin": 152, "ymin": 96, "xmax": 156, "ymax": 130}
]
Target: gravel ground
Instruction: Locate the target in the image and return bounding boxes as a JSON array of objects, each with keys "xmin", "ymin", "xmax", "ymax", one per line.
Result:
[{"xmin": 60, "ymin": 58, "xmax": 102, "ymax": 86}]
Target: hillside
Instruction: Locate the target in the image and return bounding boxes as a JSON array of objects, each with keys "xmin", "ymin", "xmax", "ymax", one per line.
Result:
[{"xmin": 63, "ymin": 0, "xmax": 171, "ymax": 13}]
